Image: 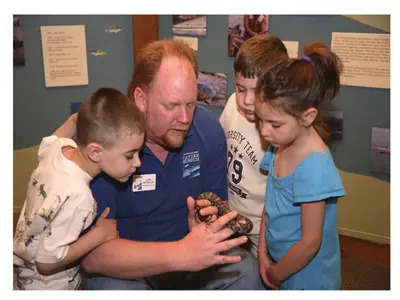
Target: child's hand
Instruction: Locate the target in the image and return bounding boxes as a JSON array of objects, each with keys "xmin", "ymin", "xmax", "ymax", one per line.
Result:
[
  {"xmin": 259, "ymin": 254, "xmax": 279, "ymax": 289},
  {"xmin": 266, "ymin": 264, "xmax": 281, "ymax": 289},
  {"xmin": 94, "ymin": 207, "xmax": 118, "ymax": 243}
]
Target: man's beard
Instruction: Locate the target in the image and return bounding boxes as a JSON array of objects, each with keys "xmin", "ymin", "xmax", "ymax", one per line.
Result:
[
  {"xmin": 152, "ymin": 129, "xmax": 189, "ymax": 150},
  {"xmin": 159, "ymin": 129, "xmax": 188, "ymax": 149}
]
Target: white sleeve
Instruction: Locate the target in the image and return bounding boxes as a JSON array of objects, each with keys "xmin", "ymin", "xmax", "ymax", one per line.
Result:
[
  {"xmin": 35, "ymin": 193, "xmax": 96, "ymax": 263},
  {"xmin": 38, "ymin": 136, "xmax": 77, "ymax": 160},
  {"xmin": 37, "ymin": 135, "xmax": 59, "ymax": 159}
]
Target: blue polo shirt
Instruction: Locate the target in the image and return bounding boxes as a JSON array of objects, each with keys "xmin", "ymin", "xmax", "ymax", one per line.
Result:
[{"xmin": 90, "ymin": 105, "xmax": 228, "ymax": 242}]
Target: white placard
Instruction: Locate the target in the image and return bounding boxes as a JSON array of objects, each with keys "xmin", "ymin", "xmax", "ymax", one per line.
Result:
[
  {"xmin": 173, "ymin": 36, "xmax": 198, "ymax": 51},
  {"xmin": 132, "ymin": 174, "xmax": 156, "ymax": 192},
  {"xmin": 40, "ymin": 25, "xmax": 89, "ymax": 88},
  {"xmin": 283, "ymin": 41, "xmax": 299, "ymax": 58},
  {"xmin": 331, "ymin": 32, "xmax": 390, "ymax": 89}
]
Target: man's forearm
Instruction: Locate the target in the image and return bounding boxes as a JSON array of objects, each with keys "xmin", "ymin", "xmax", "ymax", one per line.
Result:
[
  {"xmin": 81, "ymin": 238, "xmax": 185, "ymax": 279},
  {"xmin": 53, "ymin": 113, "xmax": 77, "ymax": 138},
  {"xmin": 81, "ymin": 210, "xmax": 248, "ymax": 279}
]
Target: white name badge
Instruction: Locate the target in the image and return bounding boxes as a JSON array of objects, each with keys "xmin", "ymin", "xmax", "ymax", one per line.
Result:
[{"xmin": 132, "ymin": 174, "xmax": 156, "ymax": 192}]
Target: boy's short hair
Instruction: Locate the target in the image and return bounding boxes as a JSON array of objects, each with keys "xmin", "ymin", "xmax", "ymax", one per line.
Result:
[
  {"xmin": 234, "ymin": 34, "xmax": 288, "ymax": 79},
  {"xmin": 76, "ymin": 87, "xmax": 145, "ymax": 149}
]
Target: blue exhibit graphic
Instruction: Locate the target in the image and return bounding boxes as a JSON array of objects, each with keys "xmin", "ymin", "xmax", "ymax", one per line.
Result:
[
  {"xmin": 197, "ymin": 71, "xmax": 227, "ymax": 107},
  {"xmin": 173, "ymin": 15, "xmax": 207, "ymax": 36},
  {"xmin": 370, "ymin": 127, "xmax": 390, "ymax": 175}
]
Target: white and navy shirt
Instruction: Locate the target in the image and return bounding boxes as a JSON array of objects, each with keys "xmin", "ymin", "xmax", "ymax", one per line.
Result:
[{"xmin": 220, "ymin": 93, "xmax": 269, "ymax": 255}]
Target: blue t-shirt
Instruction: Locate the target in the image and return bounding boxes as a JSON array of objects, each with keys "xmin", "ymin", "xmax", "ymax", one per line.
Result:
[
  {"xmin": 90, "ymin": 105, "xmax": 228, "ymax": 242},
  {"xmin": 260, "ymin": 146, "xmax": 346, "ymax": 290}
]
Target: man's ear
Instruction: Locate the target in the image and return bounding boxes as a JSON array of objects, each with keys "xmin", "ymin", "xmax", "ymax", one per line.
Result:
[
  {"xmin": 300, "ymin": 107, "xmax": 318, "ymax": 127},
  {"xmin": 134, "ymin": 87, "xmax": 147, "ymax": 113},
  {"xmin": 86, "ymin": 142, "xmax": 104, "ymax": 163}
]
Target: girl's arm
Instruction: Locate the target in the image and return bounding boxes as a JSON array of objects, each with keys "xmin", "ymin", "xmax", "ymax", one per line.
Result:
[
  {"xmin": 52, "ymin": 113, "xmax": 77, "ymax": 138},
  {"xmin": 258, "ymin": 207, "xmax": 279, "ymax": 289},
  {"xmin": 266, "ymin": 200, "xmax": 325, "ymax": 285},
  {"xmin": 35, "ymin": 208, "xmax": 118, "ymax": 275},
  {"xmin": 257, "ymin": 207, "xmax": 267, "ymax": 260}
]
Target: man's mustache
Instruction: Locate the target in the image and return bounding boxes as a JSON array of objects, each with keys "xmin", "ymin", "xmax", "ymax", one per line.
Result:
[{"xmin": 170, "ymin": 126, "xmax": 189, "ymax": 131}]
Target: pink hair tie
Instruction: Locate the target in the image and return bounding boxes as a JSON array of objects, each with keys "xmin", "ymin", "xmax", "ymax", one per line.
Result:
[{"xmin": 301, "ymin": 55, "xmax": 312, "ymax": 62}]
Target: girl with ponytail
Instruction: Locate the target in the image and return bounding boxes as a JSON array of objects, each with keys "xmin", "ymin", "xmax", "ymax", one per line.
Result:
[{"xmin": 256, "ymin": 41, "xmax": 346, "ymax": 290}]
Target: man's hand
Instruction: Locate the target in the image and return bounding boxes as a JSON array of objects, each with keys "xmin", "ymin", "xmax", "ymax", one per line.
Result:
[
  {"xmin": 70, "ymin": 112, "xmax": 78, "ymax": 124},
  {"xmin": 177, "ymin": 197, "xmax": 248, "ymax": 271},
  {"xmin": 52, "ymin": 113, "xmax": 78, "ymax": 138}
]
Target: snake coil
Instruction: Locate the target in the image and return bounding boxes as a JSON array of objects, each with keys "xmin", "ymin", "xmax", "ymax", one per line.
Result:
[{"xmin": 195, "ymin": 192, "xmax": 253, "ymax": 234}]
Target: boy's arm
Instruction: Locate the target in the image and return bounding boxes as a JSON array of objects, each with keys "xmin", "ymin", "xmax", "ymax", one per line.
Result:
[
  {"xmin": 52, "ymin": 113, "xmax": 77, "ymax": 138},
  {"xmin": 266, "ymin": 200, "xmax": 325, "ymax": 285},
  {"xmin": 36, "ymin": 208, "xmax": 117, "ymax": 275}
]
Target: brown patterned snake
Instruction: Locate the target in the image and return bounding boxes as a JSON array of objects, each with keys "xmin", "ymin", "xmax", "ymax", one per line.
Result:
[{"xmin": 195, "ymin": 192, "xmax": 253, "ymax": 234}]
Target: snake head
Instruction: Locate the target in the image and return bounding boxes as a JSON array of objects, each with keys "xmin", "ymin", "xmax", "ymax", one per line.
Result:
[{"xmin": 229, "ymin": 215, "xmax": 253, "ymax": 234}]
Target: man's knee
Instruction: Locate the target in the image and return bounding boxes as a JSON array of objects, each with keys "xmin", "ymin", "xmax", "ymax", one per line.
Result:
[
  {"xmin": 228, "ymin": 246, "xmax": 259, "ymax": 274},
  {"xmin": 209, "ymin": 246, "xmax": 265, "ymax": 290},
  {"xmin": 83, "ymin": 275, "xmax": 150, "ymax": 290}
]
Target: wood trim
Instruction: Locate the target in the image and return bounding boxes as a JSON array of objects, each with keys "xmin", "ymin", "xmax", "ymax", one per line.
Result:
[
  {"xmin": 132, "ymin": 15, "xmax": 159, "ymax": 63},
  {"xmin": 338, "ymin": 227, "xmax": 390, "ymax": 245}
]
